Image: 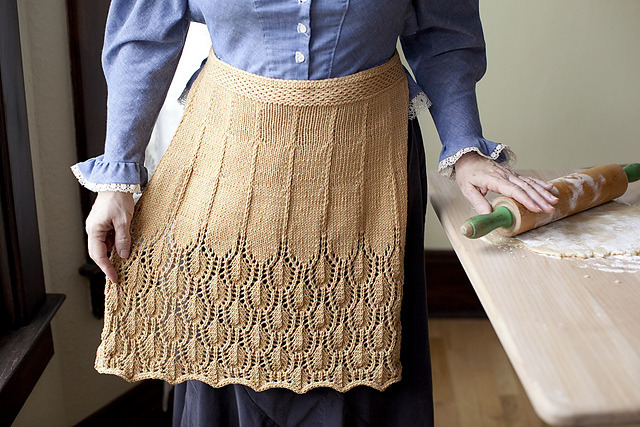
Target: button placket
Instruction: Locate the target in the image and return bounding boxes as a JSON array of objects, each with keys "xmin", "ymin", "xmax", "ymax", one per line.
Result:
[{"xmin": 294, "ymin": 0, "xmax": 311, "ymax": 77}]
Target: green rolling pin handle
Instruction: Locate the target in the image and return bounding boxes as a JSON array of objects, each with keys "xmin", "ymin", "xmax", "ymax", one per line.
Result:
[
  {"xmin": 460, "ymin": 206, "xmax": 514, "ymax": 239},
  {"xmin": 624, "ymin": 163, "xmax": 640, "ymax": 183}
]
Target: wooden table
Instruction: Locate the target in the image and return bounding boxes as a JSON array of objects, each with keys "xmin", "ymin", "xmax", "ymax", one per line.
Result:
[{"xmin": 428, "ymin": 169, "xmax": 640, "ymax": 426}]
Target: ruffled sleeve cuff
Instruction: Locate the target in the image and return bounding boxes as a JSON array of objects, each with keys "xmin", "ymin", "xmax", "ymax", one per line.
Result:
[
  {"xmin": 70, "ymin": 154, "xmax": 148, "ymax": 195},
  {"xmin": 438, "ymin": 138, "xmax": 517, "ymax": 178}
]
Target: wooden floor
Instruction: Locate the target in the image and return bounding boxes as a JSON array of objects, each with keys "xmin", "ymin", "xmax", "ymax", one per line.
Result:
[
  {"xmin": 429, "ymin": 319, "xmax": 548, "ymax": 426},
  {"xmin": 429, "ymin": 319, "xmax": 640, "ymax": 427}
]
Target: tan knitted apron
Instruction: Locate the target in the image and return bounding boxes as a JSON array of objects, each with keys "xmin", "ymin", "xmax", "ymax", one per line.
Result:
[{"xmin": 96, "ymin": 49, "xmax": 409, "ymax": 393}]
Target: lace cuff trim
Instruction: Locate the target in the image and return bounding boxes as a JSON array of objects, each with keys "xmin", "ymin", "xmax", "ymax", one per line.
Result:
[
  {"xmin": 71, "ymin": 164, "xmax": 143, "ymax": 194},
  {"xmin": 438, "ymin": 144, "xmax": 517, "ymax": 179},
  {"xmin": 408, "ymin": 91, "xmax": 432, "ymax": 120}
]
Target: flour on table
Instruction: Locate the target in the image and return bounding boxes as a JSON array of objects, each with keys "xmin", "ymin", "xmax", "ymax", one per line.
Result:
[
  {"xmin": 482, "ymin": 195, "xmax": 640, "ymax": 272},
  {"xmin": 578, "ymin": 255, "xmax": 640, "ymax": 273}
]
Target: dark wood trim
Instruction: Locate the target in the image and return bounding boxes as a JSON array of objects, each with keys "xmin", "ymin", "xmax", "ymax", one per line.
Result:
[
  {"xmin": 0, "ymin": 75, "xmax": 16, "ymax": 331},
  {"xmin": 66, "ymin": 0, "xmax": 111, "ymax": 220},
  {"xmin": 425, "ymin": 250, "xmax": 486, "ymax": 318},
  {"xmin": 66, "ymin": 0, "xmax": 112, "ymax": 319},
  {"xmin": 0, "ymin": 0, "xmax": 65, "ymax": 422},
  {"xmin": 0, "ymin": 0, "xmax": 47, "ymax": 330},
  {"xmin": 66, "ymin": 0, "xmax": 93, "ymax": 223},
  {"xmin": 0, "ymin": 293, "xmax": 65, "ymax": 425}
]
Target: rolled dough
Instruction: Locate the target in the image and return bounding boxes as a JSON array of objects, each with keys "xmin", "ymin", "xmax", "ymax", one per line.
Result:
[{"xmin": 483, "ymin": 195, "xmax": 640, "ymax": 272}]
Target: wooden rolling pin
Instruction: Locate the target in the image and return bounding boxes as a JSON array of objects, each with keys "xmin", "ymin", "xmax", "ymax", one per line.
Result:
[{"xmin": 461, "ymin": 163, "xmax": 640, "ymax": 239}]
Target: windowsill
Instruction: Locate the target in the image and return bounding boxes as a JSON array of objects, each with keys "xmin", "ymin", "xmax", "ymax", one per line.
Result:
[{"xmin": 0, "ymin": 293, "xmax": 65, "ymax": 425}]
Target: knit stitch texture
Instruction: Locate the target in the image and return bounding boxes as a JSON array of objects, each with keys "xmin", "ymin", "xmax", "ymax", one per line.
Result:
[{"xmin": 95, "ymin": 49, "xmax": 409, "ymax": 393}]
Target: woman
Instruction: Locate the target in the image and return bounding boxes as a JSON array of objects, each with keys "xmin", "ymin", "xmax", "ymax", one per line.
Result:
[{"xmin": 71, "ymin": 1, "xmax": 557, "ymax": 425}]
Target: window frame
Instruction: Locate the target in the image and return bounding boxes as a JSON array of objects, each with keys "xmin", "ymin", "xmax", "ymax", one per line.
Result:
[{"xmin": 0, "ymin": 0, "xmax": 64, "ymax": 424}]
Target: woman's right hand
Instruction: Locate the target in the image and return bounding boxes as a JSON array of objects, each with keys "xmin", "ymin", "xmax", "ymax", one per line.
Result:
[{"xmin": 85, "ymin": 191, "xmax": 135, "ymax": 283}]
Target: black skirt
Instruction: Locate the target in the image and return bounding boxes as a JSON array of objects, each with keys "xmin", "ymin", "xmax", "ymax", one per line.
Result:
[{"xmin": 172, "ymin": 118, "xmax": 433, "ymax": 427}]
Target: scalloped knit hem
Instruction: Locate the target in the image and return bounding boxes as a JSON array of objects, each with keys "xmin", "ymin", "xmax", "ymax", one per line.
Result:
[{"xmin": 94, "ymin": 366, "xmax": 402, "ymax": 394}]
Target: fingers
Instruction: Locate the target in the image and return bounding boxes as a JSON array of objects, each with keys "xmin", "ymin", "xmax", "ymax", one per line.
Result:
[
  {"xmin": 113, "ymin": 217, "xmax": 131, "ymax": 259},
  {"xmin": 495, "ymin": 180, "xmax": 545, "ymax": 213},
  {"xmin": 520, "ymin": 176, "xmax": 558, "ymax": 205},
  {"xmin": 460, "ymin": 184, "xmax": 493, "ymax": 215},
  {"xmin": 85, "ymin": 191, "xmax": 135, "ymax": 283},
  {"xmin": 506, "ymin": 173, "xmax": 557, "ymax": 213},
  {"xmin": 486, "ymin": 173, "xmax": 549, "ymax": 214},
  {"xmin": 87, "ymin": 226, "xmax": 118, "ymax": 283},
  {"xmin": 530, "ymin": 176, "xmax": 554, "ymax": 191},
  {"xmin": 454, "ymin": 151, "xmax": 559, "ymax": 215}
]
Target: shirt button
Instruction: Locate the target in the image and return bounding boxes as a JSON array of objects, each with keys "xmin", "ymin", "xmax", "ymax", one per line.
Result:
[
  {"xmin": 298, "ymin": 0, "xmax": 308, "ymax": 3},
  {"xmin": 297, "ymin": 23, "xmax": 307, "ymax": 34},
  {"xmin": 295, "ymin": 51, "xmax": 306, "ymax": 63}
]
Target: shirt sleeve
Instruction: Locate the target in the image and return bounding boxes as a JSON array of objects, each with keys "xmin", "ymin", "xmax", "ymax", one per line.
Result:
[
  {"xmin": 70, "ymin": 0, "xmax": 190, "ymax": 194},
  {"xmin": 399, "ymin": 0, "xmax": 515, "ymax": 177}
]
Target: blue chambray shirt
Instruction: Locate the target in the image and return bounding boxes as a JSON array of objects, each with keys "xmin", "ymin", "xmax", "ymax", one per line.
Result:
[{"xmin": 71, "ymin": 0, "xmax": 509, "ymax": 193}]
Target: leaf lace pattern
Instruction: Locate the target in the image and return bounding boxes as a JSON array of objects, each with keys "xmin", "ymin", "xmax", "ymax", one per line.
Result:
[{"xmin": 97, "ymin": 224, "xmax": 404, "ymax": 392}]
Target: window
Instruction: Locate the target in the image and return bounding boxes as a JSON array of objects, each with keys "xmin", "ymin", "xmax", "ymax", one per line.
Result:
[{"xmin": 0, "ymin": 0, "xmax": 64, "ymax": 424}]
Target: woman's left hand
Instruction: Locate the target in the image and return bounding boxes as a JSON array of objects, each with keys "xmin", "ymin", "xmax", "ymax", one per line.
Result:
[{"xmin": 454, "ymin": 151, "xmax": 559, "ymax": 215}]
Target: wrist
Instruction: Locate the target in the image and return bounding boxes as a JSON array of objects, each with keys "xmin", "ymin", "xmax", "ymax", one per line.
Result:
[
  {"xmin": 454, "ymin": 151, "xmax": 482, "ymax": 170},
  {"xmin": 98, "ymin": 190, "xmax": 135, "ymax": 198}
]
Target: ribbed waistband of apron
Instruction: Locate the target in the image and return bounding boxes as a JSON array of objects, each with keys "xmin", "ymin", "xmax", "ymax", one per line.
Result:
[{"xmin": 199, "ymin": 48, "xmax": 406, "ymax": 106}]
